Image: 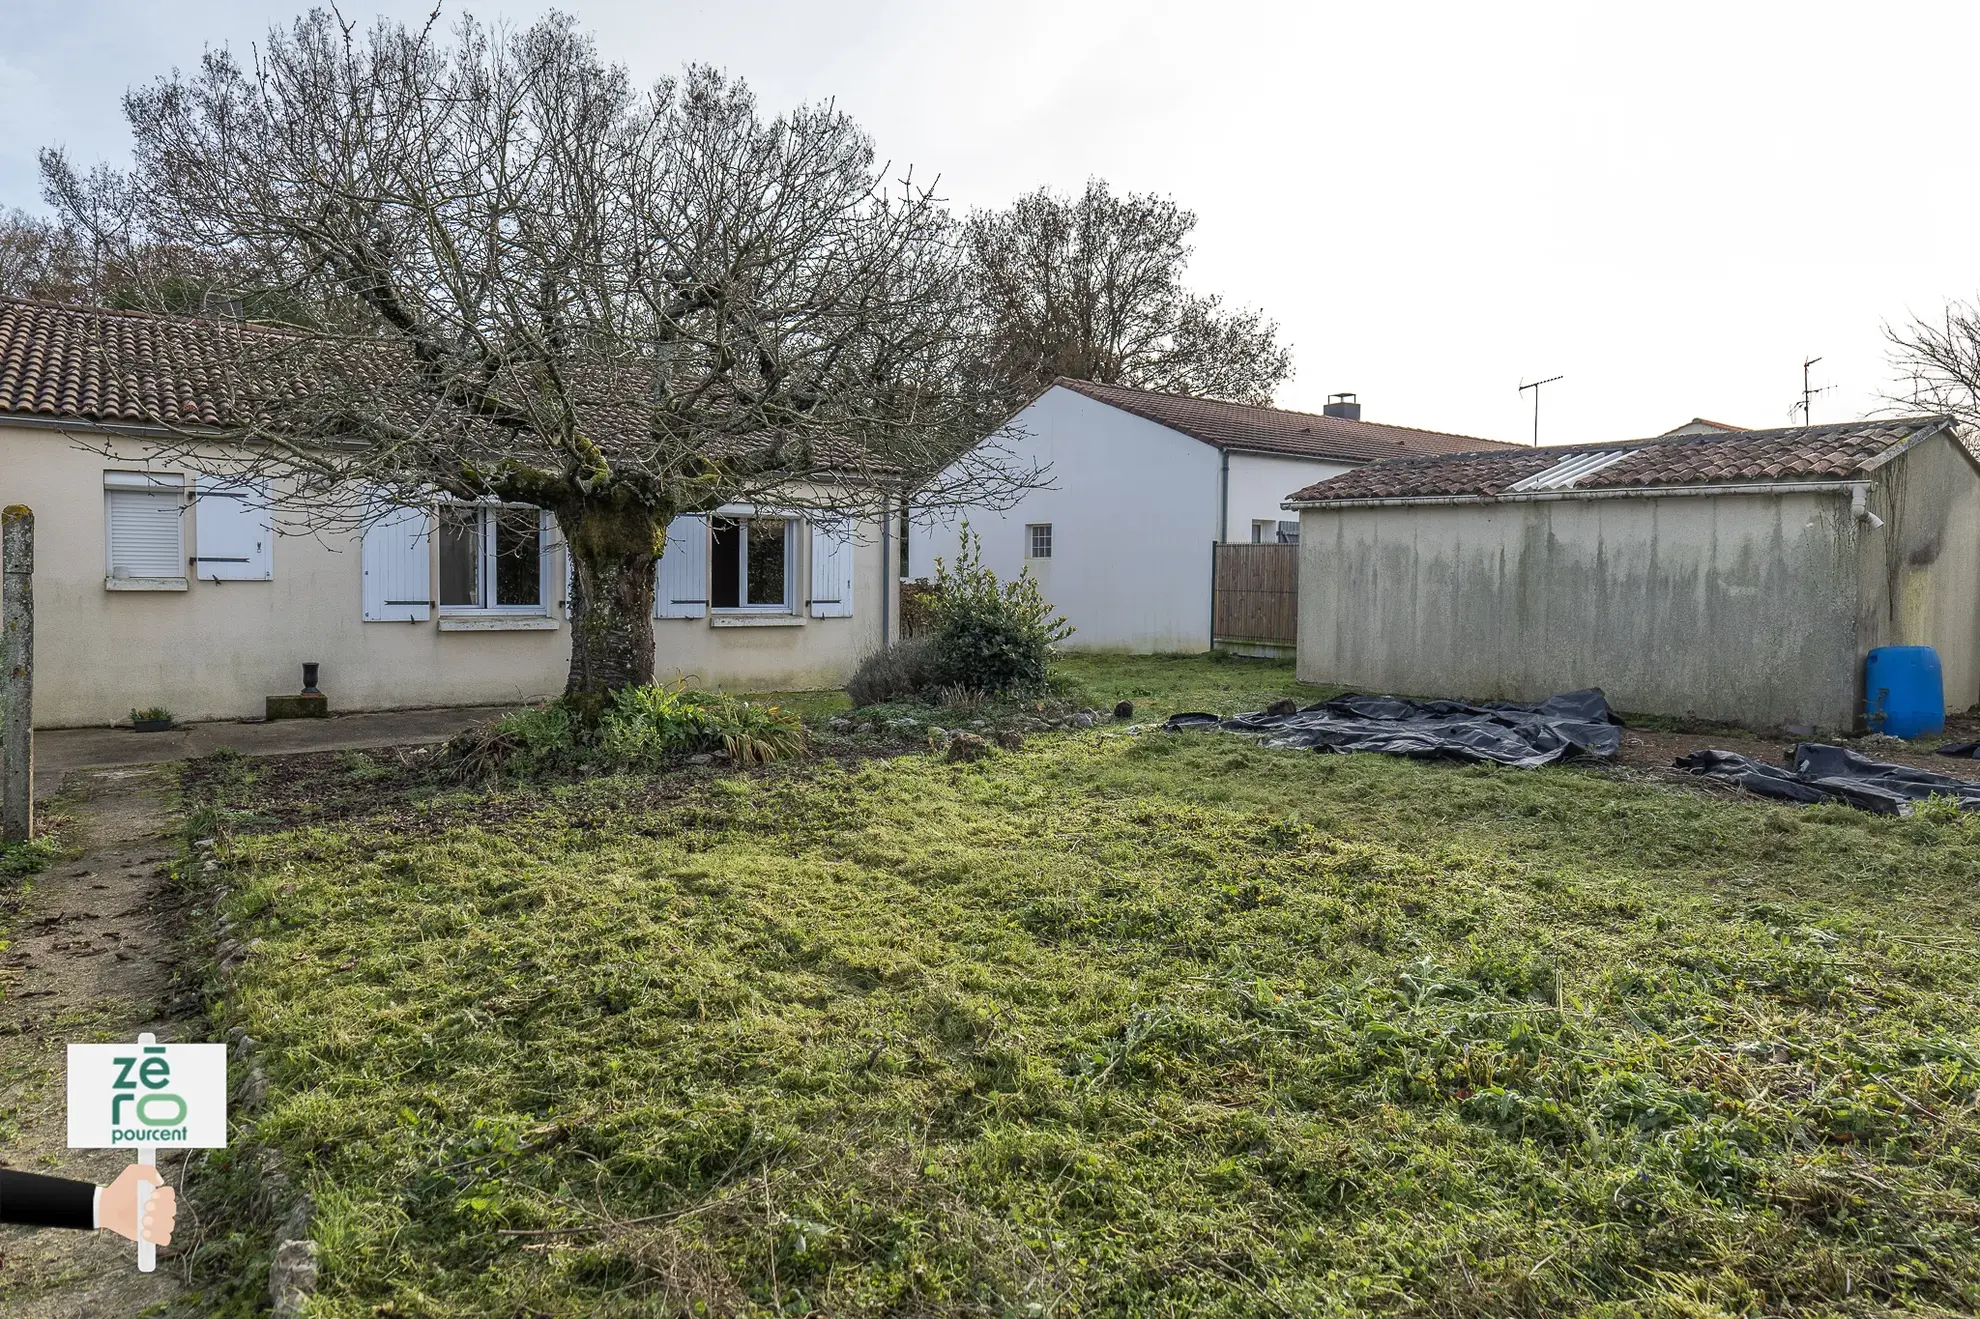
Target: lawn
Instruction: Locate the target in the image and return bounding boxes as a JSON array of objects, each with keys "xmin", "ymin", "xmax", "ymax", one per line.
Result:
[{"xmin": 180, "ymin": 655, "xmax": 1980, "ymax": 1317}]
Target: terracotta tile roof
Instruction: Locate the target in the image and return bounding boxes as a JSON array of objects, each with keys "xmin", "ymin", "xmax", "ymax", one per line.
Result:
[
  {"xmin": 1053, "ymin": 377, "xmax": 1518, "ymax": 463},
  {"xmin": 0, "ymin": 297, "xmax": 275, "ymax": 428},
  {"xmin": 1285, "ymin": 416, "xmax": 1957, "ymax": 505},
  {"xmin": 0, "ymin": 297, "xmax": 871, "ymax": 470}
]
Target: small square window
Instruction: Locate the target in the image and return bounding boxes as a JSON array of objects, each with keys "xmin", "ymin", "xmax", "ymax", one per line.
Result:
[
  {"xmin": 104, "ymin": 472, "xmax": 186, "ymax": 582},
  {"xmin": 1027, "ymin": 523, "xmax": 1052, "ymax": 559},
  {"xmin": 1251, "ymin": 519, "xmax": 1273, "ymax": 544}
]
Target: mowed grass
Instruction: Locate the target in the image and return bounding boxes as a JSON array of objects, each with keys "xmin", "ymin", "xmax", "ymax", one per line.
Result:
[{"xmin": 186, "ymin": 658, "xmax": 1980, "ymax": 1317}]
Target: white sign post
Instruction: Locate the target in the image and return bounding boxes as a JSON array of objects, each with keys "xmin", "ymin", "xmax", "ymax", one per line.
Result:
[{"xmin": 68, "ymin": 1032, "xmax": 227, "ymax": 1271}]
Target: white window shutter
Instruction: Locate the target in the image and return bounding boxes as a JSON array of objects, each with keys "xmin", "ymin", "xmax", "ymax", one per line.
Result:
[
  {"xmin": 361, "ymin": 500, "xmax": 432, "ymax": 621},
  {"xmin": 191, "ymin": 479, "xmax": 273, "ymax": 581},
  {"xmin": 655, "ymin": 515, "xmax": 708, "ymax": 618},
  {"xmin": 809, "ymin": 516, "xmax": 855, "ymax": 617}
]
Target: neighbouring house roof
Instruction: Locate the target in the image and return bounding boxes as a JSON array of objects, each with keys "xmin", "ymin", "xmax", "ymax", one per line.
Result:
[
  {"xmin": 1284, "ymin": 416, "xmax": 1958, "ymax": 507},
  {"xmin": 1051, "ymin": 377, "xmax": 1519, "ymax": 463},
  {"xmin": 1660, "ymin": 417, "xmax": 1748, "ymax": 436}
]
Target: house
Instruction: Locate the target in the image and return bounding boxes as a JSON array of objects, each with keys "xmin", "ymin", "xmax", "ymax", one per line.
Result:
[
  {"xmin": 910, "ymin": 379, "xmax": 1516, "ymax": 653},
  {"xmin": 0, "ymin": 299, "xmax": 898, "ymax": 727},
  {"xmin": 1284, "ymin": 416, "xmax": 1980, "ymax": 729}
]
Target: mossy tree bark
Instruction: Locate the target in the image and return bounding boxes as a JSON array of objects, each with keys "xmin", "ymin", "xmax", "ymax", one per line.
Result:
[{"xmin": 554, "ymin": 495, "xmax": 670, "ymax": 716}]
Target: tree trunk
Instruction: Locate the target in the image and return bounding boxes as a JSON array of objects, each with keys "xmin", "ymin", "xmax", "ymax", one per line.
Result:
[{"xmin": 560, "ymin": 498, "xmax": 665, "ymax": 715}]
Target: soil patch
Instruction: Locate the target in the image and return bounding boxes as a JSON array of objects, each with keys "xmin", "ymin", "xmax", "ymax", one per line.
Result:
[{"xmin": 0, "ymin": 767, "xmax": 198, "ymax": 1318}]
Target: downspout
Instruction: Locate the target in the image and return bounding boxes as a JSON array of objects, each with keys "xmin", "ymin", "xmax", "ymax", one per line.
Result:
[
  {"xmin": 1218, "ymin": 449, "xmax": 1230, "ymax": 543},
  {"xmin": 880, "ymin": 493, "xmax": 894, "ymax": 646}
]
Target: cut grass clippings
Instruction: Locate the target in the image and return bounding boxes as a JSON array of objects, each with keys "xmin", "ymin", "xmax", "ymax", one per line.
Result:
[{"xmin": 178, "ymin": 663, "xmax": 1980, "ymax": 1317}]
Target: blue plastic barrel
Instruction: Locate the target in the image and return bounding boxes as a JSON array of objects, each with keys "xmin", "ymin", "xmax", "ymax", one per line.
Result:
[{"xmin": 1865, "ymin": 645, "xmax": 1944, "ymax": 738}]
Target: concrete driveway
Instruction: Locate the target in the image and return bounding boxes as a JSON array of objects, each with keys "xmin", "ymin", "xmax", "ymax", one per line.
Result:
[{"xmin": 27, "ymin": 705, "xmax": 513, "ymax": 799}]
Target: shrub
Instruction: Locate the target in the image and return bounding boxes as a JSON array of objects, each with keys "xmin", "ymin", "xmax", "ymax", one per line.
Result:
[
  {"xmin": 447, "ymin": 683, "xmax": 806, "ymax": 778},
  {"xmin": 899, "ymin": 580, "xmax": 940, "ymax": 639},
  {"xmin": 924, "ymin": 524, "xmax": 1072, "ymax": 696},
  {"xmin": 846, "ymin": 636, "xmax": 937, "ymax": 708}
]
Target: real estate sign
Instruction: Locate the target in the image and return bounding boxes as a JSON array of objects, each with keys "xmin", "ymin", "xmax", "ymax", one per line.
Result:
[{"xmin": 66, "ymin": 1041, "xmax": 228, "ymax": 1149}]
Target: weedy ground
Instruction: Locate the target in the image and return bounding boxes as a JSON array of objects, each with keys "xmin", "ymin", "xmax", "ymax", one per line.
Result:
[{"xmin": 174, "ymin": 656, "xmax": 1980, "ymax": 1317}]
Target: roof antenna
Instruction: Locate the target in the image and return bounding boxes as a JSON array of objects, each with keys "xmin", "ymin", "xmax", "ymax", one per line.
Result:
[
  {"xmin": 1518, "ymin": 375, "xmax": 1563, "ymax": 447},
  {"xmin": 1791, "ymin": 355, "xmax": 1829, "ymax": 426}
]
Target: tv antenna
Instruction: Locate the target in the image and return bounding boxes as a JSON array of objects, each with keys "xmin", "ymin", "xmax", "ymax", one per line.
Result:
[
  {"xmin": 1518, "ymin": 375, "xmax": 1563, "ymax": 447},
  {"xmin": 1791, "ymin": 355, "xmax": 1830, "ymax": 426}
]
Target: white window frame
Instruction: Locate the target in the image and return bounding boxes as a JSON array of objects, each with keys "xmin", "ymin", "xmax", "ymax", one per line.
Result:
[
  {"xmin": 103, "ymin": 471, "xmax": 188, "ymax": 591},
  {"xmin": 1026, "ymin": 522, "xmax": 1053, "ymax": 559},
  {"xmin": 1251, "ymin": 519, "xmax": 1274, "ymax": 544},
  {"xmin": 711, "ymin": 513, "xmax": 798, "ymax": 615},
  {"xmin": 436, "ymin": 501, "xmax": 554, "ymax": 616}
]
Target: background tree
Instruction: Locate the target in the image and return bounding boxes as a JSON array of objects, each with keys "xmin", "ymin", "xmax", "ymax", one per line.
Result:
[
  {"xmin": 1888, "ymin": 299, "xmax": 1980, "ymax": 431},
  {"xmin": 0, "ymin": 208, "xmax": 93, "ymax": 303},
  {"xmin": 42, "ymin": 10, "xmax": 1030, "ymax": 706},
  {"xmin": 965, "ymin": 179, "xmax": 1292, "ymax": 410}
]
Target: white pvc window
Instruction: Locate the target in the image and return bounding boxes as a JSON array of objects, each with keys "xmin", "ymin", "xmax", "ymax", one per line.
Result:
[
  {"xmin": 437, "ymin": 503, "xmax": 551, "ymax": 613},
  {"xmin": 711, "ymin": 515, "xmax": 795, "ymax": 612},
  {"xmin": 1251, "ymin": 519, "xmax": 1273, "ymax": 543},
  {"xmin": 104, "ymin": 472, "xmax": 186, "ymax": 582},
  {"xmin": 1027, "ymin": 523, "xmax": 1053, "ymax": 559}
]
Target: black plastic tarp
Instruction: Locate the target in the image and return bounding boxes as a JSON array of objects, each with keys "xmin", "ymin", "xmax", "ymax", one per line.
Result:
[
  {"xmin": 1675, "ymin": 743, "xmax": 1980, "ymax": 815},
  {"xmin": 1165, "ymin": 689, "xmax": 1623, "ymax": 768}
]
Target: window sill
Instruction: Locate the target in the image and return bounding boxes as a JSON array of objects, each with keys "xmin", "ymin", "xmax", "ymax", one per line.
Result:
[
  {"xmin": 711, "ymin": 613, "xmax": 806, "ymax": 628},
  {"xmin": 437, "ymin": 613, "xmax": 560, "ymax": 631},
  {"xmin": 105, "ymin": 576, "xmax": 188, "ymax": 592}
]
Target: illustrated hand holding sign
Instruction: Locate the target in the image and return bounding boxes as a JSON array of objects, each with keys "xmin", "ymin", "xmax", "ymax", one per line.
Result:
[{"xmin": 67, "ymin": 1032, "xmax": 226, "ymax": 1271}]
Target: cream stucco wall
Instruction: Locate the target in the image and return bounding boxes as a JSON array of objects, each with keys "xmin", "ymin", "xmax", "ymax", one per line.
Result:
[{"xmin": 1, "ymin": 423, "xmax": 895, "ymax": 726}]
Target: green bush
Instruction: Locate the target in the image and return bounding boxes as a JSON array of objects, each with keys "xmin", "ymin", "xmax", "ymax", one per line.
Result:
[
  {"xmin": 449, "ymin": 683, "xmax": 806, "ymax": 778},
  {"xmin": 925, "ymin": 523, "xmax": 1072, "ymax": 696}
]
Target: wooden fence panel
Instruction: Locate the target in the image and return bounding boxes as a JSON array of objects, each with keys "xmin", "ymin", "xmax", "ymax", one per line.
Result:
[{"xmin": 1212, "ymin": 543, "xmax": 1297, "ymax": 645}]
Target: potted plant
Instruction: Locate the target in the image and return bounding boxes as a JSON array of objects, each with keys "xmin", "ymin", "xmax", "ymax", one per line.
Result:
[{"xmin": 131, "ymin": 707, "xmax": 176, "ymax": 733}]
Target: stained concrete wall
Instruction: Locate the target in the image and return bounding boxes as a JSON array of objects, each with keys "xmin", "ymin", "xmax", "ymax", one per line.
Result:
[
  {"xmin": 1, "ymin": 424, "xmax": 895, "ymax": 726},
  {"xmin": 1296, "ymin": 487, "xmax": 1866, "ymax": 728},
  {"xmin": 1854, "ymin": 433, "xmax": 1980, "ymax": 713}
]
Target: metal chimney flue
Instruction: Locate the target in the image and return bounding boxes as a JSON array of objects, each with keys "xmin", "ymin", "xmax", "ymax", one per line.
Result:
[{"xmin": 1323, "ymin": 392, "xmax": 1361, "ymax": 421}]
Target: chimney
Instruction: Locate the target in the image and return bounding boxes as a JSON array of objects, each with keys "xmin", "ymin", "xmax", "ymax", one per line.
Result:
[{"xmin": 1323, "ymin": 392, "xmax": 1361, "ymax": 421}]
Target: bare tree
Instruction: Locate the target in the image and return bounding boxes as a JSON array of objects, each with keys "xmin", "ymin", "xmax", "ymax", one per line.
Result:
[
  {"xmin": 1888, "ymin": 299, "xmax": 1980, "ymax": 431},
  {"xmin": 41, "ymin": 9, "xmax": 1031, "ymax": 706},
  {"xmin": 965, "ymin": 179, "xmax": 1292, "ymax": 409},
  {"xmin": 0, "ymin": 209, "xmax": 92, "ymax": 303}
]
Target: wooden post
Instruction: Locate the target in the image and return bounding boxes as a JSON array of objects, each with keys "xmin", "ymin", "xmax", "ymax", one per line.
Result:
[{"xmin": 2, "ymin": 505, "xmax": 32, "ymax": 845}]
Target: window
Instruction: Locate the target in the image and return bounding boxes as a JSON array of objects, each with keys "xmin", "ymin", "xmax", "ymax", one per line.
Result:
[
  {"xmin": 710, "ymin": 515, "xmax": 794, "ymax": 611},
  {"xmin": 104, "ymin": 471, "xmax": 187, "ymax": 588},
  {"xmin": 1027, "ymin": 523, "xmax": 1052, "ymax": 559},
  {"xmin": 438, "ymin": 503, "xmax": 547, "ymax": 611},
  {"xmin": 1251, "ymin": 519, "xmax": 1273, "ymax": 544}
]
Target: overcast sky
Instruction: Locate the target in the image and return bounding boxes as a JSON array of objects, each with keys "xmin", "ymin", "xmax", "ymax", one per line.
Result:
[{"xmin": 4, "ymin": 0, "xmax": 1975, "ymax": 445}]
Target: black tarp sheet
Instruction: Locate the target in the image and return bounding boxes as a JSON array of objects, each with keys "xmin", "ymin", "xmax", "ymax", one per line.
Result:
[
  {"xmin": 1164, "ymin": 689, "xmax": 1623, "ymax": 768},
  {"xmin": 1676, "ymin": 743, "xmax": 1980, "ymax": 815}
]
